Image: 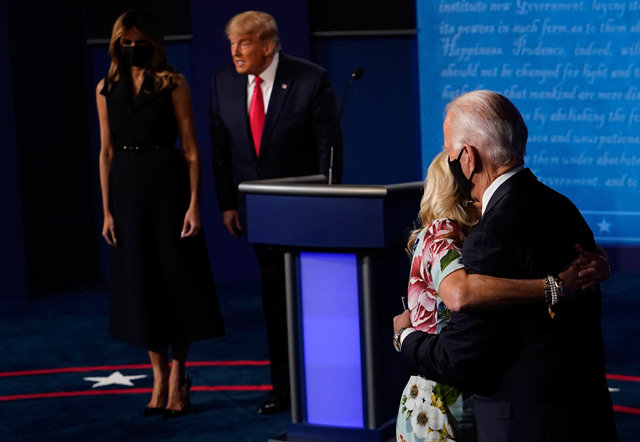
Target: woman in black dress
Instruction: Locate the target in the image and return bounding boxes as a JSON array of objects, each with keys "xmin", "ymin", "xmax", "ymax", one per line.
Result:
[{"xmin": 96, "ymin": 9, "xmax": 223, "ymax": 418}]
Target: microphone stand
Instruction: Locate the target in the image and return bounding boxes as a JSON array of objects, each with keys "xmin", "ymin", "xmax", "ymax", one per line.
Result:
[{"xmin": 328, "ymin": 67, "xmax": 363, "ymax": 185}]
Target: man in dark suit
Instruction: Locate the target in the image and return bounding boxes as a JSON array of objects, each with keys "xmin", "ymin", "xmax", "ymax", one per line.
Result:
[
  {"xmin": 210, "ymin": 10, "xmax": 342, "ymax": 414},
  {"xmin": 394, "ymin": 90, "xmax": 618, "ymax": 441}
]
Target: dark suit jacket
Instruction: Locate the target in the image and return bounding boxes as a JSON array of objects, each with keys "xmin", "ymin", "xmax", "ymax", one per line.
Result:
[
  {"xmin": 210, "ymin": 52, "xmax": 342, "ymax": 213},
  {"xmin": 401, "ymin": 169, "xmax": 618, "ymax": 441}
]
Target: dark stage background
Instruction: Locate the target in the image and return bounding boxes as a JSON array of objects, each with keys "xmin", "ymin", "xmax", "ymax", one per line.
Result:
[
  {"xmin": 0, "ymin": 0, "xmax": 637, "ymax": 311},
  {"xmin": 0, "ymin": 0, "xmax": 421, "ymax": 298}
]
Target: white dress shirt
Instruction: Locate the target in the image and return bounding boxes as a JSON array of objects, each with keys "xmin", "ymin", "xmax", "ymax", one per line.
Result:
[{"xmin": 246, "ymin": 52, "xmax": 279, "ymax": 114}]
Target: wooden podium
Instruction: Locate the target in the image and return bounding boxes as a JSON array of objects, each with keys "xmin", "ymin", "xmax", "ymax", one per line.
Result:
[{"xmin": 239, "ymin": 175, "xmax": 422, "ymax": 442}]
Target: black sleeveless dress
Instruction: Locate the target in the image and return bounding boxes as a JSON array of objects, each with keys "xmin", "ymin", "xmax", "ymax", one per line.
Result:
[{"xmin": 101, "ymin": 74, "xmax": 223, "ymax": 348}]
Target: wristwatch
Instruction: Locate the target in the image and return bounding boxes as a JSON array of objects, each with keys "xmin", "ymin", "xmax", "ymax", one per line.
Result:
[{"xmin": 393, "ymin": 327, "xmax": 408, "ymax": 352}]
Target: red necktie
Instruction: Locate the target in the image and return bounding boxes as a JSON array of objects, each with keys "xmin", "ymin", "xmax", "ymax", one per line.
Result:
[{"xmin": 249, "ymin": 76, "xmax": 265, "ymax": 154}]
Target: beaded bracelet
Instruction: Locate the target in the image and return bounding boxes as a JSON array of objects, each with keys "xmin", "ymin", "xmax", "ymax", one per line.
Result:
[
  {"xmin": 543, "ymin": 275, "xmax": 562, "ymax": 319},
  {"xmin": 553, "ymin": 276, "xmax": 564, "ymax": 301},
  {"xmin": 543, "ymin": 276, "xmax": 555, "ymax": 319}
]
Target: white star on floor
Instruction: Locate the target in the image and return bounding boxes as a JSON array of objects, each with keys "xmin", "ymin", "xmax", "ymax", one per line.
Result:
[
  {"xmin": 597, "ymin": 218, "xmax": 611, "ymax": 233},
  {"xmin": 83, "ymin": 371, "xmax": 147, "ymax": 388}
]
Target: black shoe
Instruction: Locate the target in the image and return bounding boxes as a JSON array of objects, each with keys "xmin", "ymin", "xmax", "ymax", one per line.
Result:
[
  {"xmin": 143, "ymin": 406, "xmax": 165, "ymax": 417},
  {"xmin": 163, "ymin": 378, "xmax": 191, "ymax": 419},
  {"xmin": 257, "ymin": 390, "xmax": 290, "ymax": 415},
  {"xmin": 162, "ymin": 406, "xmax": 188, "ymax": 419}
]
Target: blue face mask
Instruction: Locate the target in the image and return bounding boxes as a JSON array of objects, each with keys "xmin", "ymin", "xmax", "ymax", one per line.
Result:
[{"xmin": 448, "ymin": 148, "xmax": 475, "ymax": 201}]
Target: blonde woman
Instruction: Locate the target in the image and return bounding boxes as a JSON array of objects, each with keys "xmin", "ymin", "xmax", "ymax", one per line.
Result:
[
  {"xmin": 97, "ymin": 9, "xmax": 223, "ymax": 418},
  {"xmin": 395, "ymin": 151, "xmax": 608, "ymax": 441}
]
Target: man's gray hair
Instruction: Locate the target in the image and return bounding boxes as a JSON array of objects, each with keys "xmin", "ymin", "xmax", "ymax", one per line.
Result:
[{"xmin": 445, "ymin": 90, "xmax": 528, "ymax": 167}]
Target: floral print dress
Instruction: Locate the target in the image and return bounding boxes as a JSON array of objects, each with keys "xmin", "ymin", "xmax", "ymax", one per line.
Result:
[{"xmin": 396, "ymin": 218, "xmax": 466, "ymax": 442}]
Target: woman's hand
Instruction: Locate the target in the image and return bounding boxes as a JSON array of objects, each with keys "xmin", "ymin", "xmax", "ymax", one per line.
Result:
[
  {"xmin": 559, "ymin": 243, "xmax": 610, "ymax": 299},
  {"xmin": 181, "ymin": 206, "xmax": 201, "ymax": 238},
  {"xmin": 102, "ymin": 213, "xmax": 117, "ymax": 246}
]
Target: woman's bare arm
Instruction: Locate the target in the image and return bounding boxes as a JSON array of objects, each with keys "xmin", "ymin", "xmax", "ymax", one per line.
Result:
[
  {"xmin": 96, "ymin": 79, "xmax": 117, "ymax": 246},
  {"xmin": 172, "ymin": 74, "xmax": 202, "ymax": 238}
]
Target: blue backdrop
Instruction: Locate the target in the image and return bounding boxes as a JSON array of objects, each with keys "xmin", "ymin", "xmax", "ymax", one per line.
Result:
[{"xmin": 417, "ymin": 0, "xmax": 640, "ymax": 247}]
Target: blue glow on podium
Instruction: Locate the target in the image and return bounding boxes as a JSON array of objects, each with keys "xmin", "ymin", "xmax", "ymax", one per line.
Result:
[{"xmin": 299, "ymin": 252, "xmax": 364, "ymax": 427}]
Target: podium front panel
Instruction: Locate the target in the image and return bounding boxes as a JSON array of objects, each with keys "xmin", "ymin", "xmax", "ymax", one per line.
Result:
[{"xmin": 245, "ymin": 194, "xmax": 385, "ymax": 248}]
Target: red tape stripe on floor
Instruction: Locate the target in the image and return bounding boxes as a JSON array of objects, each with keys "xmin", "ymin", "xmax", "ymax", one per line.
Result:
[
  {"xmin": 606, "ymin": 373, "xmax": 640, "ymax": 383},
  {"xmin": 0, "ymin": 360, "xmax": 270, "ymax": 378},
  {"xmin": 0, "ymin": 385, "xmax": 272, "ymax": 401},
  {"xmin": 613, "ymin": 405, "xmax": 640, "ymax": 415}
]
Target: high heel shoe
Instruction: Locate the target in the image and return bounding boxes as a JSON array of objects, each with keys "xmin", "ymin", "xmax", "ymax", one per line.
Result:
[
  {"xmin": 163, "ymin": 378, "xmax": 191, "ymax": 419},
  {"xmin": 144, "ymin": 386, "xmax": 167, "ymax": 417},
  {"xmin": 143, "ymin": 406, "xmax": 165, "ymax": 417}
]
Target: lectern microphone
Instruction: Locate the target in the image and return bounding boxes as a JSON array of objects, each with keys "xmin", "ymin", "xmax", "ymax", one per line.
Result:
[{"xmin": 328, "ymin": 67, "xmax": 363, "ymax": 185}]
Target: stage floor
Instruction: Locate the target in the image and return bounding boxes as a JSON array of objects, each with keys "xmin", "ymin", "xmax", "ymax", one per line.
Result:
[{"xmin": 0, "ymin": 275, "xmax": 638, "ymax": 441}]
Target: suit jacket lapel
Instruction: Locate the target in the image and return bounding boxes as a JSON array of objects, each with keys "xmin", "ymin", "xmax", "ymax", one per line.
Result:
[
  {"xmin": 260, "ymin": 54, "xmax": 292, "ymax": 157},
  {"xmin": 222, "ymin": 71, "xmax": 252, "ymax": 155},
  {"xmin": 231, "ymin": 73, "xmax": 253, "ymax": 154}
]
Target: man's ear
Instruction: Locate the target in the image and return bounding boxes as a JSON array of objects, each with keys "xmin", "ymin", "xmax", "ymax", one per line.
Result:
[
  {"xmin": 263, "ymin": 41, "xmax": 276, "ymax": 57},
  {"xmin": 462, "ymin": 143, "xmax": 478, "ymax": 172}
]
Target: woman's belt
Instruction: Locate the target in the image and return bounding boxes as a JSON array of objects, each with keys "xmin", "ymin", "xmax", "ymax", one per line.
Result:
[{"xmin": 118, "ymin": 145, "xmax": 170, "ymax": 151}]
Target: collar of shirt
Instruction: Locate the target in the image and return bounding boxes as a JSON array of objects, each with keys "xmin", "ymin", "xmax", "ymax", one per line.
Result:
[
  {"xmin": 247, "ymin": 52, "xmax": 279, "ymax": 113},
  {"xmin": 481, "ymin": 165, "xmax": 524, "ymax": 215}
]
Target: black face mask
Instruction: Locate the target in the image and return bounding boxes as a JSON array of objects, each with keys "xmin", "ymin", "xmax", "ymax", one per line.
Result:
[
  {"xmin": 121, "ymin": 45, "xmax": 154, "ymax": 68},
  {"xmin": 448, "ymin": 148, "xmax": 476, "ymax": 201}
]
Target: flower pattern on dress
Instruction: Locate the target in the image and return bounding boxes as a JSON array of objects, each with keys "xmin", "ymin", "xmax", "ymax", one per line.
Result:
[
  {"xmin": 400, "ymin": 376, "xmax": 457, "ymax": 441},
  {"xmin": 397, "ymin": 219, "xmax": 466, "ymax": 442},
  {"xmin": 407, "ymin": 219, "xmax": 465, "ymax": 334},
  {"xmin": 404, "ymin": 377, "xmax": 429, "ymax": 412}
]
